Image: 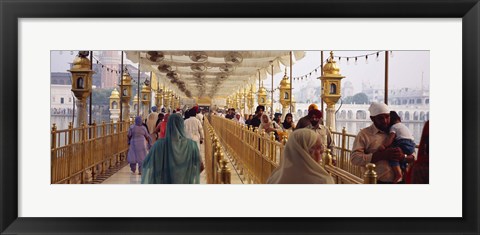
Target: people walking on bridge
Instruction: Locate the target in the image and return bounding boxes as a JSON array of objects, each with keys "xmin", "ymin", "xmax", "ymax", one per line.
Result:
[
  {"xmin": 146, "ymin": 106, "xmax": 159, "ymax": 140},
  {"xmin": 351, "ymin": 102, "xmax": 415, "ymax": 184},
  {"xmin": 127, "ymin": 116, "xmax": 153, "ymax": 175},
  {"xmin": 152, "ymin": 113, "xmax": 165, "ymax": 141},
  {"xmin": 155, "ymin": 113, "xmax": 169, "ymax": 139},
  {"xmin": 141, "ymin": 114, "xmax": 202, "ymax": 184},
  {"xmin": 267, "ymin": 129, "xmax": 334, "ymax": 184},
  {"xmin": 184, "ymin": 108, "xmax": 205, "ymax": 158}
]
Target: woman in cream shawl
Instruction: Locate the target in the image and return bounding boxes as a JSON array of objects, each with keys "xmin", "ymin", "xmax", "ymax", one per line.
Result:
[
  {"xmin": 267, "ymin": 129, "xmax": 334, "ymax": 184},
  {"xmin": 141, "ymin": 114, "xmax": 201, "ymax": 184}
]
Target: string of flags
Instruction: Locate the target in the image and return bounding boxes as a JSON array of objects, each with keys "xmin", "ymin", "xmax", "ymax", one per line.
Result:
[
  {"xmin": 292, "ymin": 51, "xmax": 393, "ymax": 81},
  {"xmin": 92, "ymin": 56, "xmax": 123, "ymax": 75}
]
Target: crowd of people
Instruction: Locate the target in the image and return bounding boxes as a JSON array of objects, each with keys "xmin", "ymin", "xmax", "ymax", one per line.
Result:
[
  {"xmin": 125, "ymin": 106, "xmax": 207, "ymax": 184},
  {"xmin": 127, "ymin": 101, "xmax": 429, "ymax": 185}
]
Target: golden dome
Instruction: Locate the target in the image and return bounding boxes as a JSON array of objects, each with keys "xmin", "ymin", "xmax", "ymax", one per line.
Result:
[
  {"xmin": 258, "ymin": 86, "xmax": 267, "ymax": 96},
  {"xmin": 323, "ymin": 51, "xmax": 341, "ymax": 75},
  {"xmin": 71, "ymin": 56, "xmax": 91, "ymax": 70},
  {"xmin": 141, "ymin": 84, "xmax": 150, "ymax": 93},
  {"xmin": 132, "ymin": 94, "xmax": 139, "ymax": 103},
  {"xmin": 279, "ymin": 69, "xmax": 290, "ymax": 89},
  {"xmin": 109, "ymin": 88, "xmax": 120, "ymax": 99},
  {"xmin": 121, "ymin": 73, "xmax": 132, "ymax": 85}
]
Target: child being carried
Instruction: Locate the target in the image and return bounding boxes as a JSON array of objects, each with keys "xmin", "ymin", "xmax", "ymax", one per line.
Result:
[{"xmin": 380, "ymin": 111, "xmax": 416, "ymax": 183}]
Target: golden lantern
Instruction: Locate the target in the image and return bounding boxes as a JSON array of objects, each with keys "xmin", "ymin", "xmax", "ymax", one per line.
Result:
[
  {"xmin": 131, "ymin": 94, "xmax": 139, "ymax": 117},
  {"xmin": 155, "ymin": 84, "xmax": 163, "ymax": 108},
  {"xmin": 109, "ymin": 87, "xmax": 120, "ymax": 121},
  {"xmin": 246, "ymin": 84, "xmax": 254, "ymax": 114},
  {"xmin": 68, "ymin": 51, "xmax": 94, "ymax": 127},
  {"xmin": 119, "ymin": 71, "xmax": 133, "ymax": 120},
  {"xmin": 279, "ymin": 69, "xmax": 291, "ymax": 119},
  {"xmin": 141, "ymin": 84, "xmax": 151, "ymax": 116},
  {"xmin": 320, "ymin": 51, "xmax": 345, "ymax": 129},
  {"xmin": 257, "ymin": 82, "xmax": 268, "ymax": 106}
]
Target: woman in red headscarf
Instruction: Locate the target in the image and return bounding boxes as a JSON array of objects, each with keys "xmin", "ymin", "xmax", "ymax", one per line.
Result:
[
  {"xmin": 406, "ymin": 121, "xmax": 429, "ymax": 184},
  {"xmin": 154, "ymin": 113, "xmax": 170, "ymax": 140}
]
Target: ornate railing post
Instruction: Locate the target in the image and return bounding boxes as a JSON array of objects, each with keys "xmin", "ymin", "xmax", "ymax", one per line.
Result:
[
  {"xmin": 51, "ymin": 123, "xmax": 57, "ymax": 184},
  {"xmin": 341, "ymin": 127, "xmax": 347, "ymax": 169},
  {"xmin": 363, "ymin": 163, "xmax": 377, "ymax": 184},
  {"xmin": 67, "ymin": 122, "xmax": 73, "ymax": 183},
  {"xmin": 220, "ymin": 159, "xmax": 231, "ymax": 184},
  {"xmin": 269, "ymin": 131, "xmax": 275, "ymax": 161}
]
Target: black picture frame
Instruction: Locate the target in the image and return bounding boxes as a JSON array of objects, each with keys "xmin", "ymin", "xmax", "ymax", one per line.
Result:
[{"xmin": 1, "ymin": 0, "xmax": 478, "ymax": 234}]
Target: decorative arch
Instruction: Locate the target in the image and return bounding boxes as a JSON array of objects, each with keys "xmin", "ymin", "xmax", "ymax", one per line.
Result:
[
  {"xmin": 340, "ymin": 110, "xmax": 346, "ymax": 119},
  {"xmin": 330, "ymin": 83, "xmax": 337, "ymax": 94},
  {"xmin": 420, "ymin": 111, "xmax": 425, "ymax": 121},
  {"xmin": 356, "ymin": 110, "xmax": 367, "ymax": 120},
  {"xmin": 347, "ymin": 110, "xmax": 353, "ymax": 120},
  {"xmin": 111, "ymin": 101, "xmax": 118, "ymax": 109},
  {"xmin": 414, "ymin": 111, "xmax": 419, "ymax": 120},
  {"xmin": 404, "ymin": 111, "xmax": 410, "ymax": 121}
]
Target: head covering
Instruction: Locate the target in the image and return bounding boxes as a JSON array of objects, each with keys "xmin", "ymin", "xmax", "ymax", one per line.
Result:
[
  {"xmin": 283, "ymin": 113, "xmax": 293, "ymax": 129},
  {"xmin": 260, "ymin": 114, "xmax": 273, "ymax": 130},
  {"xmin": 368, "ymin": 102, "xmax": 390, "ymax": 117},
  {"xmin": 308, "ymin": 104, "xmax": 318, "ymax": 111},
  {"xmin": 141, "ymin": 114, "xmax": 201, "ymax": 184},
  {"xmin": 274, "ymin": 113, "xmax": 282, "ymax": 119},
  {"xmin": 151, "ymin": 106, "xmax": 158, "ymax": 112},
  {"xmin": 308, "ymin": 109, "xmax": 322, "ymax": 118},
  {"xmin": 135, "ymin": 116, "xmax": 143, "ymax": 126},
  {"xmin": 187, "ymin": 108, "xmax": 197, "ymax": 118},
  {"xmin": 267, "ymin": 129, "xmax": 334, "ymax": 184},
  {"xmin": 256, "ymin": 105, "xmax": 265, "ymax": 112}
]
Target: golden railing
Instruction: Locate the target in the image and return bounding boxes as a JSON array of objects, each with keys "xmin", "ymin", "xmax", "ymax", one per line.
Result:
[
  {"xmin": 204, "ymin": 117, "xmax": 231, "ymax": 184},
  {"xmin": 51, "ymin": 120, "xmax": 131, "ymax": 184},
  {"xmin": 211, "ymin": 115, "xmax": 283, "ymax": 184},
  {"xmin": 323, "ymin": 149, "xmax": 376, "ymax": 184},
  {"xmin": 210, "ymin": 116, "xmax": 377, "ymax": 184},
  {"xmin": 330, "ymin": 127, "xmax": 364, "ymax": 178}
]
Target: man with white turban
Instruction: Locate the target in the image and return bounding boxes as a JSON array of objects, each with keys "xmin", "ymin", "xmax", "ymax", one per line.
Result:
[{"xmin": 350, "ymin": 102, "xmax": 414, "ymax": 183}]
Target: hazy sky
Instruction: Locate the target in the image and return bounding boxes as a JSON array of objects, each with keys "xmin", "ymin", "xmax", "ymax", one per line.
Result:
[
  {"xmin": 51, "ymin": 50, "xmax": 430, "ymax": 96},
  {"xmin": 262, "ymin": 50, "xmax": 429, "ymax": 96}
]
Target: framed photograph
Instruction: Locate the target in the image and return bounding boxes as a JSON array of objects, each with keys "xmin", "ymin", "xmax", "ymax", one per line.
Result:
[{"xmin": 1, "ymin": 0, "xmax": 478, "ymax": 234}]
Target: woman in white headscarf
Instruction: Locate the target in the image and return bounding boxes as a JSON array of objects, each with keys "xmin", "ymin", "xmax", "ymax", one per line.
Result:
[
  {"xmin": 259, "ymin": 114, "xmax": 278, "ymax": 133},
  {"xmin": 233, "ymin": 112, "xmax": 245, "ymax": 124},
  {"xmin": 267, "ymin": 128, "xmax": 334, "ymax": 184}
]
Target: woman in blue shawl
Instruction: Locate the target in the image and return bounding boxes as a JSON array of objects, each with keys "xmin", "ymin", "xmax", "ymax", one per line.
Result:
[{"xmin": 141, "ymin": 114, "xmax": 201, "ymax": 184}]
